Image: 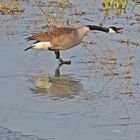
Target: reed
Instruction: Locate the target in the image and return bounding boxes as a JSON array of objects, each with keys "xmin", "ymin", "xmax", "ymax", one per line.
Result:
[{"xmin": 33, "ymin": 0, "xmax": 66, "ymax": 28}]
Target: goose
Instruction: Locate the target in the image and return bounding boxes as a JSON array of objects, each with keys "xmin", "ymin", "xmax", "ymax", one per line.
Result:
[{"xmin": 25, "ymin": 25, "xmax": 123, "ymax": 65}]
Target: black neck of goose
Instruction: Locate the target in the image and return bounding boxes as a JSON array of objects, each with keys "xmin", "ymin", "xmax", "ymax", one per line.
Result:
[{"xmin": 87, "ymin": 25, "xmax": 109, "ymax": 33}]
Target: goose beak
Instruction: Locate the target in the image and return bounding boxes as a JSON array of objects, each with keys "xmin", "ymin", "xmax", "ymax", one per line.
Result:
[{"xmin": 116, "ymin": 28, "xmax": 123, "ymax": 33}]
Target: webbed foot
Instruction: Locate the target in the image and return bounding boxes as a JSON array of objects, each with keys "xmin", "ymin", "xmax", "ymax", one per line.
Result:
[{"xmin": 58, "ymin": 58, "xmax": 71, "ymax": 65}]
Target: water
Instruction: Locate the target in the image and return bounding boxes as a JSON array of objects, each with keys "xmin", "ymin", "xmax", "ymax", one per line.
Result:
[{"xmin": 0, "ymin": 0, "xmax": 140, "ymax": 140}]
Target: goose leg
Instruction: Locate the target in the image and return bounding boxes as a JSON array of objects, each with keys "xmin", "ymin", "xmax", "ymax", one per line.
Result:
[
  {"xmin": 54, "ymin": 50, "xmax": 71, "ymax": 65},
  {"xmin": 55, "ymin": 50, "xmax": 60, "ymax": 59}
]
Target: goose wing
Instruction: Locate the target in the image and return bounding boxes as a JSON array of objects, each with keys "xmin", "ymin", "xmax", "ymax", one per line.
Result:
[{"xmin": 26, "ymin": 27, "xmax": 74, "ymax": 42}]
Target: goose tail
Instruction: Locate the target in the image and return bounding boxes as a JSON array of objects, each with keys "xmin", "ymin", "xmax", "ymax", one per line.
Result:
[
  {"xmin": 24, "ymin": 46, "xmax": 33, "ymax": 51},
  {"xmin": 25, "ymin": 36, "xmax": 33, "ymax": 41}
]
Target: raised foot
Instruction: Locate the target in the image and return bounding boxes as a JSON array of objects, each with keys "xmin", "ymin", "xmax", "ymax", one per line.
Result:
[{"xmin": 58, "ymin": 58, "xmax": 71, "ymax": 65}]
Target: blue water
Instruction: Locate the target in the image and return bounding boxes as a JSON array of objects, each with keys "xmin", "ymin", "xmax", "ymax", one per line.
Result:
[{"xmin": 0, "ymin": 0, "xmax": 140, "ymax": 140}]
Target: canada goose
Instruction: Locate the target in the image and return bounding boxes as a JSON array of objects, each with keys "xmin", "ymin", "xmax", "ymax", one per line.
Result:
[{"xmin": 25, "ymin": 25, "xmax": 123, "ymax": 65}]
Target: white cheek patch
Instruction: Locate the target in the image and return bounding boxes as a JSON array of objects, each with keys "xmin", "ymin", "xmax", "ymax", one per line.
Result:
[
  {"xmin": 109, "ymin": 28, "xmax": 116, "ymax": 33},
  {"xmin": 32, "ymin": 42, "xmax": 52, "ymax": 50}
]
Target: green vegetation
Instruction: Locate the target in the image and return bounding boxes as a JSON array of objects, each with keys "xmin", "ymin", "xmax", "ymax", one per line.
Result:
[{"xmin": 103, "ymin": 0, "xmax": 136, "ymax": 15}]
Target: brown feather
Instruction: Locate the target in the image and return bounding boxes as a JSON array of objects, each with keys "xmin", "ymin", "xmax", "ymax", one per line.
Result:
[
  {"xmin": 27, "ymin": 26, "xmax": 89, "ymax": 50},
  {"xmin": 30, "ymin": 27, "xmax": 74, "ymax": 42}
]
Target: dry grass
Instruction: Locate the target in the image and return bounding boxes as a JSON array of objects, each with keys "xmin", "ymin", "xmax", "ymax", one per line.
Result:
[
  {"xmin": 33, "ymin": 0, "xmax": 69, "ymax": 28},
  {"xmin": 0, "ymin": 0, "xmax": 24, "ymax": 14}
]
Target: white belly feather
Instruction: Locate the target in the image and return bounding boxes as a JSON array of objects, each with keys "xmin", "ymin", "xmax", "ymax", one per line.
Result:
[{"xmin": 32, "ymin": 42, "xmax": 52, "ymax": 50}]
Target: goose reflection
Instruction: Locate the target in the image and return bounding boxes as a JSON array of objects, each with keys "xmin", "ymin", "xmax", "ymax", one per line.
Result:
[{"xmin": 28, "ymin": 66, "xmax": 87, "ymax": 100}]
